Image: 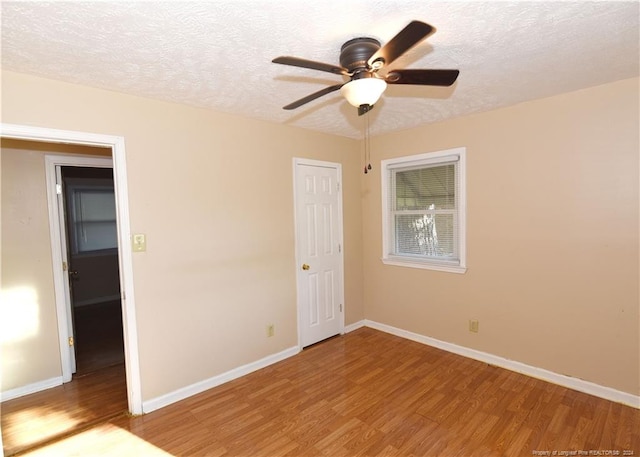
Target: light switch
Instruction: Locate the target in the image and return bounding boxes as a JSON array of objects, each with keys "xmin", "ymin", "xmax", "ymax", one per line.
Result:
[{"xmin": 132, "ymin": 233, "xmax": 146, "ymax": 252}]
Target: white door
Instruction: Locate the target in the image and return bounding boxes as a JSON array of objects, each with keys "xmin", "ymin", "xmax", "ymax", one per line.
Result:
[{"xmin": 294, "ymin": 159, "xmax": 344, "ymax": 347}]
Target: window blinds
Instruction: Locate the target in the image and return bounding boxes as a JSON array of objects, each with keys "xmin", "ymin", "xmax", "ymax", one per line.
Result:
[
  {"xmin": 71, "ymin": 188, "xmax": 117, "ymax": 253},
  {"xmin": 389, "ymin": 159, "xmax": 459, "ymax": 261}
]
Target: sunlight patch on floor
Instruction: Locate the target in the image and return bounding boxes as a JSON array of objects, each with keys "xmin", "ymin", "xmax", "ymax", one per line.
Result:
[
  {"xmin": 19, "ymin": 423, "xmax": 174, "ymax": 456},
  {"xmin": 3, "ymin": 406, "xmax": 83, "ymax": 452}
]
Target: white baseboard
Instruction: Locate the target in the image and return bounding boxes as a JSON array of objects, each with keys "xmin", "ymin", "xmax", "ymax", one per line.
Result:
[
  {"xmin": 1, "ymin": 376, "xmax": 63, "ymax": 402},
  {"xmin": 343, "ymin": 320, "xmax": 365, "ymax": 334},
  {"xmin": 142, "ymin": 346, "xmax": 299, "ymax": 414},
  {"xmin": 364, "ymin": 320, "xmax": 640, "ymax": 409}
]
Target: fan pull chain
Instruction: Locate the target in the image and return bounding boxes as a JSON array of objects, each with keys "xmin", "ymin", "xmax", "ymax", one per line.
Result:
[{"xmin": 364, "ymin": 111, "xmax": 372, "ymax": 174}]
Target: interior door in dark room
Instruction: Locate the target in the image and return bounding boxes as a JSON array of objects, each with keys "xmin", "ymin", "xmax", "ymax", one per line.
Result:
[{"xmin": 61, "ymin": 165, "xmax": 124, "ymax": 376}]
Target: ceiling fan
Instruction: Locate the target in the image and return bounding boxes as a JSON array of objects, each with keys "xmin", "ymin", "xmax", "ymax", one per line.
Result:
[{"xmin": 273, "ymin": 20, "xmax": 460, "ymax": 116}]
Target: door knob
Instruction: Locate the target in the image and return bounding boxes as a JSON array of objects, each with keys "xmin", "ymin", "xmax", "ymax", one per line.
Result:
[
  {"xmin": 69, "ymin": 270, "xmax": 79, "ymax": 280},
  {"xmin": 302, "ymin": 264, "xmax": 310, "ymax": 270}
]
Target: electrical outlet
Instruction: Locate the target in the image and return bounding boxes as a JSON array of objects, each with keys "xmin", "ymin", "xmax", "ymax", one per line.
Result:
[
  {"xmin": 469, "ymin": 319, "xmax": 479, "ymax": 333},
  {"xmin": 267, "ymin": 324, "xmax": 274, "ymax": 337}
]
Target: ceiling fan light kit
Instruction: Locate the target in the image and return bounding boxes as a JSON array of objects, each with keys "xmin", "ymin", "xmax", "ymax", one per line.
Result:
[
  {"xmin": 340, "ymin": 77, "xmax": 387, "ymax": 108},
  {"xmin": 272, "ymin": 20, "xmax": 460, "ymax": 115}
]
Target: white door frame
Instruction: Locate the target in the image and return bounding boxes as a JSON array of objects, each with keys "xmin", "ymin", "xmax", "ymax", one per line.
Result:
[
  {"xmin": 292, "ymin": 158, "xmax": 345, "ymax": 349},
  {"xmin": 46, "ymin": 155, "xmax": 115, "ymax": 377},
  {"xmin": 1, "ymin": 123, "xmax": 142, "ymax": 415}
]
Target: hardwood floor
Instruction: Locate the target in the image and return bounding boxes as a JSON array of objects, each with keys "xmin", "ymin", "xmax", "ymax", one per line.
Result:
[
  {"xmin": 1, "ymin": 363, "xmax": 127, "ymax": 456},
  {"xmin": 6, "ymin": 327, "xmax": 640, "ymax": 456},
  {"xmin": 1, "ymin": 300, "xmax": 127, "ymax": 455}
]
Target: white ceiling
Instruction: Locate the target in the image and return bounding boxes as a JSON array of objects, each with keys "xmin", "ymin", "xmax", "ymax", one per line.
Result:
[{"xmin": 2, "ymin": 1, "xmax": 638, "ymax": 139}]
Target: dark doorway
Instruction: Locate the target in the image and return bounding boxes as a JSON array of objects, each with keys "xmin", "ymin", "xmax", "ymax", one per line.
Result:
[{"xmin": 61, "ymin": 166, "xmax": 124, "ymax": 375}]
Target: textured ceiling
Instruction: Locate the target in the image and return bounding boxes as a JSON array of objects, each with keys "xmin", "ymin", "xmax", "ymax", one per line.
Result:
[{"xmin": 2, "ymin": 1, "xmax": 639, "ymax": 139}]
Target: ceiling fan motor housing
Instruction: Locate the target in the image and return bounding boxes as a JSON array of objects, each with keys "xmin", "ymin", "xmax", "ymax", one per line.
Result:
[{"xmin": 340, "ymin": 37, "xmax": 381, "ymax": 74}]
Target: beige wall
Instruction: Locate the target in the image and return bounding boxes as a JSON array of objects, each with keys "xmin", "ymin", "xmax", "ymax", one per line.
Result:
[
  {"xmin": 1, "ymin": 147, "xmax": 62, "ymax": 390},
  {"xmin": 1, "ymin": 71, "xmax": 364, "ymax": 401},
  {"xmin": 363, "ymin": 77, "xmax": 639, "ymax": 395}
]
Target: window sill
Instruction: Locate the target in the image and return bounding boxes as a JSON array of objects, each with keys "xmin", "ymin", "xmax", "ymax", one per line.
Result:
[{"xmin": 382, "ymin": 257, "xmax": 467, "ymax": 274}]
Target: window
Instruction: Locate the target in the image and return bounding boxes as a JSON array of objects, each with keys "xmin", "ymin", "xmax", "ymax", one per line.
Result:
[
  {"xmin": 66, "ymin": 185, "xmax": 118, "ymax": 254},
  {"xmin": 381, "ymin": 147, "xmax": 466, "ymax": 273}
]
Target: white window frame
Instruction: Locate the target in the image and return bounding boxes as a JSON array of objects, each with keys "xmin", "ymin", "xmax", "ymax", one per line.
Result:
[{"xmin": 381, "ymin": 147, "xmax": 467, "ymax": 274}]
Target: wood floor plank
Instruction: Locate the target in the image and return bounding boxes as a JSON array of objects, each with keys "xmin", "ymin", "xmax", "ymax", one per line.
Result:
[
  {"xmin": 1, "ymin": 363, "xmax": 127, "ymax": 456},
  {"xmin": 6, "ymin": 327, "xmax": 640, "ymax": 456}
]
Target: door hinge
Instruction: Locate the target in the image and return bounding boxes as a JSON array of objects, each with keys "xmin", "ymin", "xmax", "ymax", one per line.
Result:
[
  {"xmin": 68, "ymin": 336, "xmax": 74, "ymax": 347},
  {"xmin": 62, "ymin": 261, "xmax": 68, "ymax": 271},
  {"xmin": 56, "ymin": 183, "xmax": 63, "ymax": 195},
  {"xmin": 338, "ymin": 243, "xmax": 342, "ymax": 253},
  {"xmin": 337, "ymin": 182, "xmax": 340, "ymax": 192},
  {"xmin": 339, "ymin": 304, "xmax": 343, "ymax": 312}
]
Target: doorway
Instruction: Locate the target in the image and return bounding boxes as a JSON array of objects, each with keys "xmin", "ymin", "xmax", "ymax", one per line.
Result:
[
  {"xmin": 60, "ymin": 165, "xmax": 124, "ymax": 375},
  {"xmin": 0, "ymin": 139, "xmax": 132, "ymax": 455},
  {"xmin": 0, "ymin": 122, "xmax": 142, "ymax": 414}
]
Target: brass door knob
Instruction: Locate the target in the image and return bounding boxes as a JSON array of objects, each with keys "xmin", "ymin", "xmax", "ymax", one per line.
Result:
[{"xmin": 302, "ymin": 264, "xmax": 310, "ymax": 270}]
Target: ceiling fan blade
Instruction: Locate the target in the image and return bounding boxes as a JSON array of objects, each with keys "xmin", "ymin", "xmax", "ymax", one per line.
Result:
[
  {"xmin": 385, "ymin": 69, "xmax": 460, "ymax": 86},
  {"xmin": 273, "ymin": 56, "xmax": 348, "ymax": 76},
  {"xmin": 283, "ymin": 83, "xmax": 344, "ymax": 110},
  {"xmin": 367, "ymin": 21, "xmax": 435, "ymax": 69}
]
